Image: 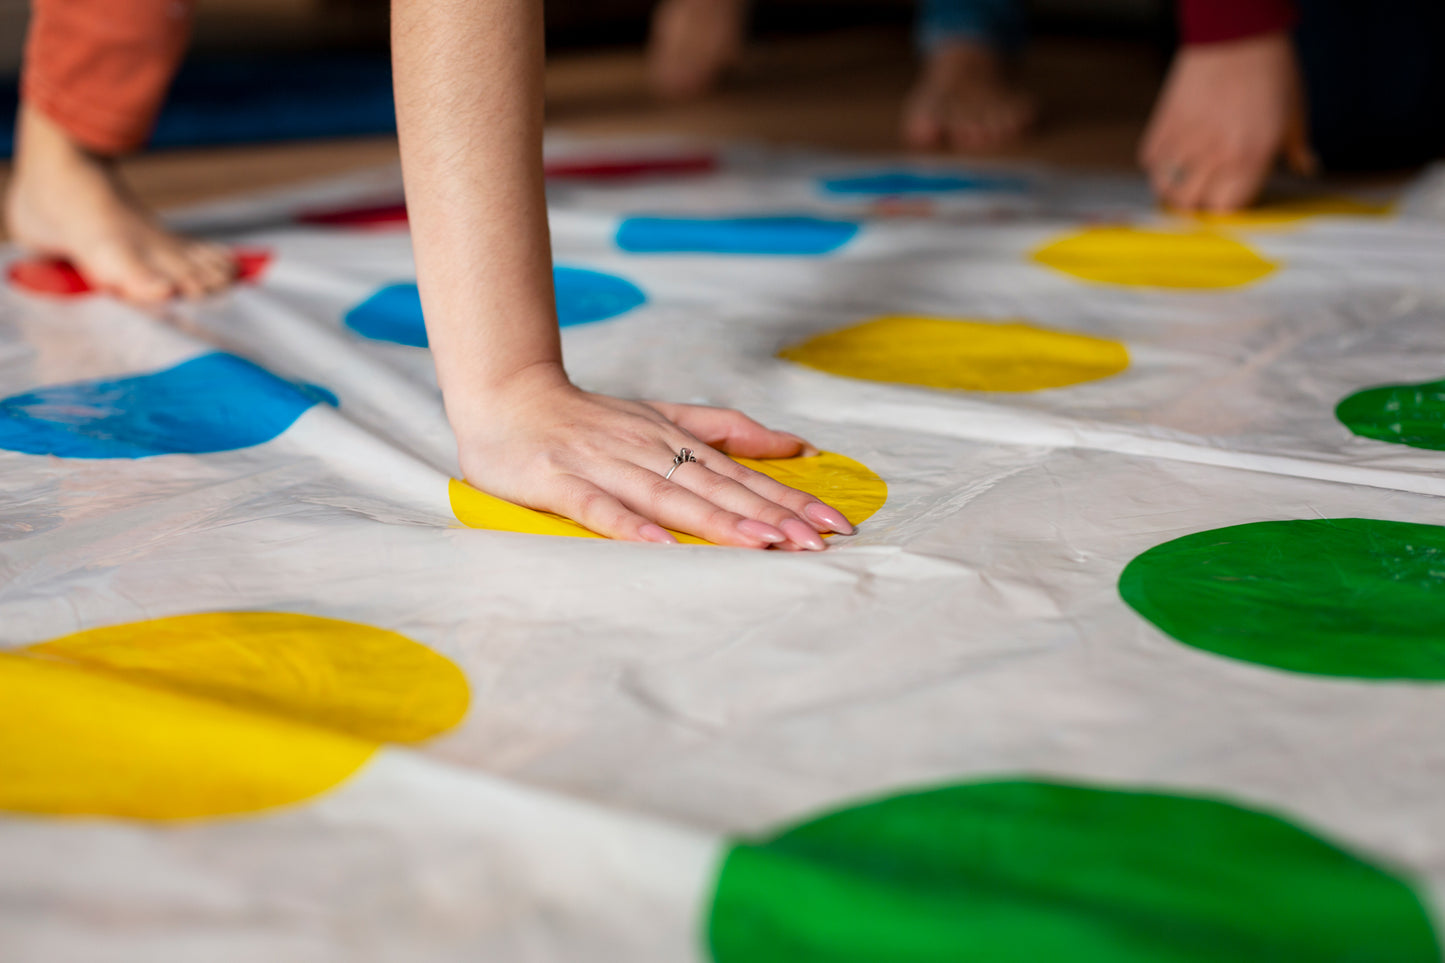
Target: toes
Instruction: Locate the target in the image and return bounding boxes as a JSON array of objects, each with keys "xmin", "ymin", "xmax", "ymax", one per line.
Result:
[
  {"xmin": 84, "ymin": 243, "xmax": 176, "ymax": 303},
  {"xmin": 184, "ymin": 243, "xmax": 236, "ymax": 293},
  {"xmin": 114, "ymin": 270, "xmax": 175, "ymax": 303},
  {"xmin": 901, "ymin": 93, "xmax": 946, "ymax": 150},
  {"xmin": 192, "ymin": 242, "xmax": 236, "ymax": 276},
  {"xmin": 145, "ymin": 245, "xmax": 210, "ymax": 300}
]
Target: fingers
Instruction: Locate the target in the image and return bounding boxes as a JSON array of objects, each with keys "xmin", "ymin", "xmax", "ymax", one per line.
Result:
[
  {"xmin": 1283, "ymin": 123, "xmax": 1317, "ymax": 177},
  {"xmin": 702, "ymin": 453, "xmax": 854, "ymax": 536},
  {"xmin": 463, "ymin": 391, "xmax": 854, "ymax": 550},
  {"xmin": 1201, "ymin": 166, "xmax": 1268, "ymax": 214},
  {"xmin": 1147, "ymin": 136, "xmax": 1277, "ymax": 214},
  {"xmin": 665, "ymin": 458, "xmax": 828, "ymax": 550},
  {"xmin": 608, "ymin": 461, "xmax": 796, "ymax": 549},
  {"xmin": 551, "ymin": 475, "xmax": 679, "ymax": 544},
  {"xmin": 645, "ymin": 403, "xmax": 851, "ymax": 541},
  {"xmin": 649, "ymin": 402, "xmax": 817, "ymax": 458}
]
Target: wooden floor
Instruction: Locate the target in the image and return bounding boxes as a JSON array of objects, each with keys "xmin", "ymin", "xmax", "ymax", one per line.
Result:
[{"xmin": 0, "ymin": 27, "xmax": 1166, "ymax": 227}]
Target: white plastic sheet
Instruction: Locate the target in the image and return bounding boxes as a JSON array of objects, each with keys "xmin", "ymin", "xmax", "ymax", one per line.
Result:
[{"xmin": 2, "ymin": 140, "xmax": 1443, "ymax": 961}]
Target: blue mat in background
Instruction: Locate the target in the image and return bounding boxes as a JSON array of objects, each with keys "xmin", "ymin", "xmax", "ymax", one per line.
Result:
[{"xmin": 0, "ymin": 53, "xmax": 397, "ymax": 157}]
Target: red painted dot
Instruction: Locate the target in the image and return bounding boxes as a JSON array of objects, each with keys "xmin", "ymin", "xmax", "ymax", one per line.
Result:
[
  {"xmin": 297, "ymin": 202, "xmax": 408, "ymax": 229},
  {"xmin": 7, "ymin": 250, "xmax": 272, "ymax": 298},
  {"xmin": 295, "ymin": 153, "xmax": 718, "ymax": 230},
  {"xmin": 544, "ymin": 152, "xmax": 717, "ymax": 180}
]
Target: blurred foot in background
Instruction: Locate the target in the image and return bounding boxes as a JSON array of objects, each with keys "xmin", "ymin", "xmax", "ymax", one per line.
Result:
[
  {"xmin": 8, "ymin": 0, "xmax": 235, "ymax": 301},
  {"xmin": 647, "ymin": 0, "xmax": 750, "ymax": 101},
  {"xmin": 902, "ymin": 36, "xmax": 1034, "ymax": 153},
  {"xmin": 646, "ymin": 0, "xmax": 1034, "ymax": 153},
  {"xmin": 6, "ymin": 104, "xmax": 235, "ymax": 302}
]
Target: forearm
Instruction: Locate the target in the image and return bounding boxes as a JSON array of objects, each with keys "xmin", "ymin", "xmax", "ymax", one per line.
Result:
[{"xmin": 391, "ymin": 0, "xmax": 565, "ymax": 423}]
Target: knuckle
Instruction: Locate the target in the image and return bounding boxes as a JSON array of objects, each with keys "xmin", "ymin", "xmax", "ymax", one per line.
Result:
[
  {"xmin": 647, "ymin": 478, "xmax": 677, "ymax": 505},
  {"xmin": 707, "ymin": 506, "xmax": 740, "ymax": 530},
  {"xmin": 572, "ymin": 488, "xmax": 606, "ymax": 520}
]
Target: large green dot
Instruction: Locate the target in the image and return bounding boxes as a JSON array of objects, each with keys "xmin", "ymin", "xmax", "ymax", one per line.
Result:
[
  {"xmin": 1337, "ymin": 379, "xmax": 1445, "ymax": 451},
  {"xmin": 1119, "ymin": 518, "xmax": 1445, "ymax": 679},
  {"xmin": 706, "ymin": 780, "xmax": 1437, "ymax": 963}
]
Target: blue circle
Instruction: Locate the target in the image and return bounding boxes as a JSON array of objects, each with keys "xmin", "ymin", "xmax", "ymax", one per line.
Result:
[
  {"xmin": 0, "ymin": 353, "xmax": 338, "ymax": 459},
  {"xmin": 615, "ymin": 215, "xmax": 860, "ymax": 256},
  {"xmin": 820, "ymin": 169, "xmax": 1028, "ymax": 196},
  {"xmin": 344, "ymin": 266, "xmax": 647, "ymax": 347},
  {"xmin": 553, "ymin": 266, "xmax": 649, "ymax": 327},
  {"xmin": 343, "ymin": 284, "xmax": 428, "ymax": 347}
]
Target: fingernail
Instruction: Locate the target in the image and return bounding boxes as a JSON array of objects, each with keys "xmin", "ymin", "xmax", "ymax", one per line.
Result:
[
  {"xmin": 639, "ymin": 524, "xmax": 678, "ymax": 544},
  {"xmin": 736, "ymin": 519, "xmax": 786, "ymax": 544},
  {"xmin": 781, "ymin": 518, "xmax": 826, "ymax": 551},
  {"xmin": 804, "ymin": 502, "xmax": 854, "ymax": 535},
  {"xmin": 782, "ymin": 433, "xmax": 821, "ymax": 457}
]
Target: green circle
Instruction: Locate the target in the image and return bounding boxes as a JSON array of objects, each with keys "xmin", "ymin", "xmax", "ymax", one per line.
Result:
[
  {"xmin": 1119, "ymin": 518, "xmax": 1445, "ymax": 679},
  {"xmin": 1337, "ymin": 379, "xmax": 1445, "ymax": 451},
  {"xmin": 707, "ymin": 780, "xmax": 1437, "ymax": 963}
]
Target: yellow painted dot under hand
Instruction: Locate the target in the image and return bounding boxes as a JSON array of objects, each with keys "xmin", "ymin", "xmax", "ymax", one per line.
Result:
[
  {"xmin": 1032, "ymin": 226, "xmax": 1277, "ymax": 289},
  {"xmin": 779, "ymin": 315, "xmax": 1129, "ymax": 392},
  {"xmin": 450, "ymin": 451, "xmax": 887, "ymax": 544},
  {"xmin": 0, "ymin": 612, "xmax": 469, "ymax": 820},
  {"xmin": 1183, "ymin": 196, "xmax": 1393, "ymax": 230}
]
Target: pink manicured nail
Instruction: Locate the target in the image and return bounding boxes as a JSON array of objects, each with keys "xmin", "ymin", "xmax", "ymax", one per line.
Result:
[
  {"xmin": 781, "ymin": 518, "xmax": 826, "ymax": 551},
  {"xmin": 736, "ymin": 519, "xmax": 786, "ymax": 543},
  {"xmin": 639, "ymin": 524, "xmax": 678, "ymax": 544},
  {"xmin": 804, "ymin": 502, "xmax": 854, "ymax": 535}
]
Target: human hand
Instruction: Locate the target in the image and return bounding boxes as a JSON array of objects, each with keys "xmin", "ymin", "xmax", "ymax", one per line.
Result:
[
  {"xmin": 1139, "ymin": 32, "xmax": 1314, "ymax": 213},
  {"xmin": 450, "ymin": 364, "xmax": 854, "ymax": 549}
]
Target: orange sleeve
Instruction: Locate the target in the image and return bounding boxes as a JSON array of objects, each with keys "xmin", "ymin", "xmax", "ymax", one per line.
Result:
[{"xmin": 22, "ymin": 0, "xmax": 196, "ymax": 155}]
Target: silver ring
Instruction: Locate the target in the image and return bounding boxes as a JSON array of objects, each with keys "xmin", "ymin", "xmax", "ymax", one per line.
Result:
[
  {"xmin": 664, "ymin": 448, "xmax": 696, "ymax": 480},
  {"xmin": 1164, "ymin": 163, "xmax": 1188, "ymax": 186}
]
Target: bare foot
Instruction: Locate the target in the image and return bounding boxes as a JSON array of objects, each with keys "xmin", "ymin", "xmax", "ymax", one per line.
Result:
[
  {"xmin": 902, "ymin": 40, "xmax": 1036, "ymax": 153},
  {"xmin": 4, "ymin": 104, "xmax": 236, "ymax": 303},
  {"xmin": 647, "ymin": 0, "xmax": 749, "ymax": 102}
]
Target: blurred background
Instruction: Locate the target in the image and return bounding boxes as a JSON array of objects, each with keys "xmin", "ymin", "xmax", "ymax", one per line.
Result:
[
  {"xmin": 0, "ymin": 0, "xmax": 1165, "ymax": 72},
  {"xmin": 0, "ymin": 0, "xmax": 1176, "ymax": 216}
]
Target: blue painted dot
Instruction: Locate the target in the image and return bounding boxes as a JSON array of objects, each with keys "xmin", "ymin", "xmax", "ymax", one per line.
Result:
[
  {"xmin": 615, "ymin": 216, "xmax": 860, "ymax": 256},
  {"xmin": 820, "ymin": 170, "xmax": 1028, "ymax": 196},
  {"xmin": 553, "ymin": 266, "xmax": 649, "ymax": 327},
  {"xmin": 344, "ymin": 266, "xmax": 647, "ymax": 347},
  {"xmin": 344, "ymin": 284, "xmax": 428, "ymax": 347},
  {"xmin": 0, "ymin": 353, "xmax": 337, "ymax": 459}
]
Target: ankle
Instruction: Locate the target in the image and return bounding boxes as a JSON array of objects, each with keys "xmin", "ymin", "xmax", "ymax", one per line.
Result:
[
  {"xmin": 924, "ymin": 39, "xmax": 1006, "ymax": 82},
  {"xmin": 15, "ymin": 104, "xmax": 111, "ymax": 180}
]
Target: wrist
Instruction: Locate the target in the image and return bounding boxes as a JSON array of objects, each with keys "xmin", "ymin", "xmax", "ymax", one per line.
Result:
[{"xmin": 441, "ymin": 358, "xmax": 572, "ymax": 429}]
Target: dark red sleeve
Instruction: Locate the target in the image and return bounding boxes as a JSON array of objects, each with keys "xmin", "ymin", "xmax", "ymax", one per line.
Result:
[{"xmin": 1178, "ymin": 0, "xmax": 1298, "ymax": 44}]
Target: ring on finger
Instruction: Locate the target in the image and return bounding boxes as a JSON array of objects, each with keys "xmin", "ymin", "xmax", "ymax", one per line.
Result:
[
  {"xmin": 664, "ymin": 447, "xmax": 697, "ymax": 480},
  {"xmin": 1163, "ymin": 163, "xmax": 1188, "ymax": 186}
]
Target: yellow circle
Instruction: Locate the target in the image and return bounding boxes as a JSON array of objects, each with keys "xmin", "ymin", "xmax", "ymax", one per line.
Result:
[
  {"xmin": 1184, "ymin": 196, "xmax": 1393, "ymax": 230},
  {"xmin": 1032, "ymin": 226, "xmax": 1278, "ymax": 289},
  {"xmin": 779, "ymin": 315, "xmax": 1129, "ymax": 392},
  {"xmin": 450, "ymin": 451, "xmax": 888, "ymax": 544},
  {"xmin": 0, "ymin": 612, "xmax": 469, "ymax": 820}
]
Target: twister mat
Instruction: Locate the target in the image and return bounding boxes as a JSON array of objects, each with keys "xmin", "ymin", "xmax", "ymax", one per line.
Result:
[{"xmin": 2, "ymin": 138, "xmax": 1444, "ymax": 961}]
